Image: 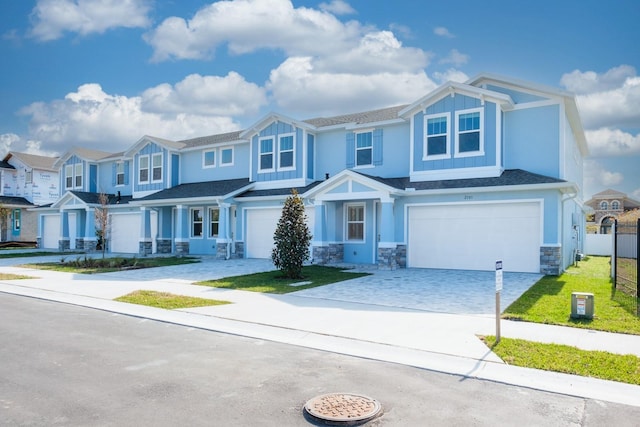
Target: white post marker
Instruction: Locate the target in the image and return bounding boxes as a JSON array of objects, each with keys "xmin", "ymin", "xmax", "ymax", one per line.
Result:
[{"xmin": 495, "ymin": 260, "xmax": 503, "ymax": 343}]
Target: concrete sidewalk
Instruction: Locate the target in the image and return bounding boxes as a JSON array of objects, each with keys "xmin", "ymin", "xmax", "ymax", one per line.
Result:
[{"xmin": 1, "ymin": 259, "xmax": 640, "ymax": 408}]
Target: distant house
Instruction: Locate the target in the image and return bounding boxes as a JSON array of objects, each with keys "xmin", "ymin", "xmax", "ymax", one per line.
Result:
[
  {"xmin": 0, "ymin": 152, "xmax": 59, "ymax": 244},
  {"xmin": 585, "ymin": 189, "xmax": 640, "ymax": 234},
  {"xmin": 37, "ymin": 74, "xmax": 588, "ymax": 274}
]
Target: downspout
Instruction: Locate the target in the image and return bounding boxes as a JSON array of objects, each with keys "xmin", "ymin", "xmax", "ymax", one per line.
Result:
[{"xmin": 561, "ymin": 190, "xmax": 579, "ymax": 269}]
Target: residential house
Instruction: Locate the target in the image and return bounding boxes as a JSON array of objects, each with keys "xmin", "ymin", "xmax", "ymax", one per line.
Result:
[
  {"xmin": 38, "ymin": 74, "xmax": 588, "ymax": 274},
  {"xmin": 0, "ymin": 152, "xmax": 59, "ymax": 244},
  {"xmin": 585, "ymin": 189, "xmax": 640, "ymax": 234}
]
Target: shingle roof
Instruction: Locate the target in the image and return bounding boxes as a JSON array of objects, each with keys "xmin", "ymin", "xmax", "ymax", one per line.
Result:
[
  {"xmin": 138, "ymin": 178, "xmax": 251, "ymax": 201},
  {"xmin": 0, "ymin": 196, "xmax": 34, "ymax": 207},
  {"xmin": 303, "ymin": 105, "xmax": 408, "ymax": 128},
  {"xmin": 7, "ymin": 152, "xmax": 58, "ymax": 171},
  {"xmin": 69, "ymin": 191, "xmax": 134, "ymax": 205},
  {"xmin": 358, "ymin": 169, "xmax": 566, "ymax": 191},
  {"xmin": 179, "ymin": 131, "xmax": 244, "ymax": 149},
  {"xmin": 0, "ymin": 160, "xmax": 14, "ymax": 170},
  {"xmin": 235, "ymin": 181, "xmax": 324, "ymax": 198},
  {"xmin": 71, "ymin": 147, "xmax": 114, "ymax": 161}
]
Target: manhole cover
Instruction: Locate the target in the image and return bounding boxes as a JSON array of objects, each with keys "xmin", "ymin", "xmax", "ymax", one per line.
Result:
[{"xmin": 304, "ymin": 393, "xmax": 382, "ymax": 424}]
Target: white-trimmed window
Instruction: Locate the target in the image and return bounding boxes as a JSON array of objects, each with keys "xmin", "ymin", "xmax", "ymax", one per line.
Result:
[
  {"xmin": 611, "ymin": 200, "xmax": 620, "ymax": 210},
  {"xmin": 191, "ymin": 208, "xmax": 203, "ymax": 238},
  {"xmin": 13, "ymin": 209, "xmax": 20, "ymax": 231},
  {"xmin": 203, "ymin": 150, "xmax": 216, "ymax": 168},
  {"xmin": 152, "ymin": 153, "xmax": 162, "ymax": 182},
  {"xmin": 346, "ymin": 204, "xmax": 365, "ymax": 241},
  {"xmin": 209, "ymin": 207, "xmax": 220, "ymax": 237},
  {"xmin": 278, "ymin": 134, "xmax": 295, "ymax": 169},
  {"xmin": 220, "ymin": 147, "xmax": 233, "ymax": 166},
  {"xmin": 259, "ymin": 137, "xmax": 275, "ymax": 172},
  {"xmin": 599, "ymin": 201, "xmax": 608, "ymax": 210},
  {"xmin": 139, "ymin": 155, "xmax": 149, "ymax": 183},
  {"xmin": 65, "ymin": 165, "xmax": 73, "ymax": 188},
  {"xmin": 455, "ymin": 108, "xmax": 483, "ymax": 157},
  {"xmin": 116, "ymin": 162, "xmax": 125, "ymax": 185},
  {"xmin": 74, "ymin": 163, "xmax": 83, "ymax": 188},
  {"xmin": 424, "ymin": 113, "xmax": 450, "ymax": 159},
  {"xmin": 355, "ymin": 131, "xmax": 373, "ymax": 167}
]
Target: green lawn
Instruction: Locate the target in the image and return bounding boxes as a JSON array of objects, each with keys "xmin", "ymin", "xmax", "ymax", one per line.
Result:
[
  {"xmin": 195, "ymin": 265, "xmax": 370, "ymax": 294},
  {"xmin": 503, "ymin": 256, "xmax": 640, "ymax": 335},
  {"xmin": 0, "ymin": 272, "xmax": 34, "ymax": 280},
  {"xmin": 482, "ymin": 335, "xmax": 640, "ymax": 385},
  {"xmin": 21, "ymin": 255, "xmax": 200, "ymax": 274},
  {"xmin": 0, "ymin": 251, "xmax": 77, "ymax": 258},
  {"xmin": 115, "ymin": 290, "xmax": 230, "ymax": 309}
]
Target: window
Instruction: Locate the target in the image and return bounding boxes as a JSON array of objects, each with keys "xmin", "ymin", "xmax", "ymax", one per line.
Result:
[
  {"xmin": 65, "ymin": 165, "xmax": 73, "ymax": 188},
  {"xmin": 425, "ymin": 114, "xmax": 449, "ymax": 158},
  {"xmin": 346, "ymin": 204, "xmax": 365, "ymax": 241},
  {"xmin": 355, "ymin": 131, "xmax": 373, "ymax": 167},
  {"xmin": 259, "ymin": 137, "xmax": 274, "ymax": 171},
  {"xmin": 116, "ymin": 162, "xmax": 125, "ymax": 185},
  {"xmin": 611, "ymin": 200, "xmax": 620, "ymax": 210},
  {"xmin": 203, "ymin": 150, "xmax": 216, "ymax": 168},
  {"xmin": 220, "ymin": 147, "xmax": 233, "ymax": 166},
  {"xmin": 13, "ymin": 209, "xmax": 20, "ymax": 231},
  {"xmin": 74, "ymin": 163, "xmax": 83, "ymax": 188},
  {"xmin": 139, "ymin": 155, "xmax": 149, "ymax": 183},
  {"xmin": 209, "ymin": 208, "xmax": 220, "ymax": 237},
  {"xmin": 279, "ymin": 134, "xmax": 294, "ymax": 169},
  {"xmin": 599, "ymin": 201, "xmax": 608, "ymax": 210},
  {"xmin": 152, "ymin": 153, "xmax": 162, "ymax": 181},
  {"xmin": 191, "ymin": 208, "xmax": 203, "ymax": 237},
  {"xmin": 25, "ymin": 169, "xmax": 33, "ymax": 184},
  {"xmin": 455, "ymin": 109, "xmax": 483, "ymax": 156}
]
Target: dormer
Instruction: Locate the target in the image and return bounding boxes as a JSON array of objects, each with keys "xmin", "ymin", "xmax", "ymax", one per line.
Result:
[
  {"xmin": 124, "ymin": 136, "xmax": 185, "ymax": 198},
  {"xmin": 54, "ymin": 147, "xmax": 112, "ymax": 194},
  {"xmin": 241, "ymin": 113, "xmax": 317, "ymax": 190},
  {"xmin": 399, "ymin": 82, "xmax": 514, "ymax": 182}
]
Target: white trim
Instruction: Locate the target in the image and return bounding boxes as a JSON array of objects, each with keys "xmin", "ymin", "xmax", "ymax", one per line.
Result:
[
  {"xmin": 344, "ymin": 202, "xmax": 366, "ymax": 242},
  {"xmin": 510, "ymin": 99, "xmax": 562, "ymax": 111},
  {"xmin": 454, "ymin": 107, "xmax": 484, "ymax": 158},
  {"xmin": 410, "ymin": 165, "xmax": 502, "ymax": 182},
  {"xmin": 277, "ymin": 132, "xmax": 296, "ymax": 171},
  {"xmin": 220, "ymin": 147, "xmax": 234, "ymax": 167},
  {"xmin": 559, "ymin": 102, "xmax": 566, "ymax": 180},
  {"xmin": 258, "ymin": 136, "xmax": 276, "ymax": 173},
  {"xmin": 190, "ymin": 207, "xmax": 204, "ymax": 239},
  {"xmin": 138, "ymin": 154, "xmax": 150, "ymax": 185},
  {"xmin": 251, "ymin": 177, "xmax": 309, "ymax": 191},
  {"xmin": 495, "ymin": 103, "xmax": 502, "ymax": 171},
  {"xmin": 423, "ymin": 112, "xmax": 451, "ymax": 160},
  {"xmin": 354, "ymin": 129, "xmax": 374, "ymax": 168},
  {"xmin": 151, "ymin": 152, "xmax": 163, "ymax": 184},
  {"xmin": 203, "ymin": 149, "xmax": 216, "ymax": 168}
]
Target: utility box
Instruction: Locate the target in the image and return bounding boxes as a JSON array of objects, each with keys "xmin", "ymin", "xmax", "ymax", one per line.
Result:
[{"xmin": 571, "ymin": 292, "xmax": 594, "ymax": 319}]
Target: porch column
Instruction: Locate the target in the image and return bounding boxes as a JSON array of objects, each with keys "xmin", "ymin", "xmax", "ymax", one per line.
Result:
[
  {"xmin": 216, "ymin": 203, "xmax": 230, "ymax": 259},
  {"xmin": 84, "ymin": 207, "xmax": 97, "ymax": 252},
  {"xmin": 59, "ymin": 210, "xmax": 70, "ymax": 251},
  {"xmin": 139, "ymin": 207, "xmax": 152, "ymax": 255},
  {"xmin": 175, "ymin": 204, "xmax": 189, "ymax": 255},
  {"xmin": 312, "ymin": 201, "xmax": 328, "ymax": 264},
  {"xmin": 378, "ymin": 198, "xmax": 398, "ymax": 270}
]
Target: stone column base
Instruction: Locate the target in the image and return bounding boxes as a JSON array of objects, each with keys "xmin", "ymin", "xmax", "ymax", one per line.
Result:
[
  {"xmin": 175, "ymin": 241, "xmax": 190, "ymax": 255},
  {"xmin": 139, "ymin": 241, "xmax": 152, "ymax": 256},
  {"xmin": 58, "ymin": 239, "xmax": 70, "ymax": 251},
  {"xmin": 540, "ymin": 246, "xmax": 561, "ymax": 275},
  {"xmin": 156, "ymin": 238, "xmax": 172, "ymax": 254}
]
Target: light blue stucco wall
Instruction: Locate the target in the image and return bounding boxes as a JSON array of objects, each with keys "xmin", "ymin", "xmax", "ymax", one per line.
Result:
[
  {"xmin": 180, "ymin": 143, "xmax": 250, "ymax": 183},
  {"xmin": 485, "ymin": 84, "xmax": 547, "ymax": 104}
]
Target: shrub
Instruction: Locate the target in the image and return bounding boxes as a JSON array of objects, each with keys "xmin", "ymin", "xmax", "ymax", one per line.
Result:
[{"xmin": 272, "ymin": 189, "xmax": 312, "ymax": 279}]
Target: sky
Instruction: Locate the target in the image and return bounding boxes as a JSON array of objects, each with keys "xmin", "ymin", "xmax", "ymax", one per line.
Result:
[{"xmin": 0, "ymin": 0, "xmax": 639, "ymax": 201}]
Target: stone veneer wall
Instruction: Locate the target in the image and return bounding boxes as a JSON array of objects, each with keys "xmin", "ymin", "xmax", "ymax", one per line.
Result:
[
  {"xmin": 157, "ymin": 239, "xmax": 172, "ymax": 254},
  {"xmin": 175, "ymin": 241, "xmax": 189, "ymax": 255},
  {"xmin": 139, "ymin": 241, "xmax": 152, "ymax": 256},
  {"xmin": 233, "ymin": 242, "xmax": 244, "ymax": 259},
  {"xmin": 377, "ymin": 247, "xmax": 398, "ymax": 270},
  {"xmin": 82, "ymin": 239, "xmax": 98, "ymax": 252},
  {"xmin": 58, "ymin": 239, "xmax": 70, "ymax": 251},
  {"xmin": 313, "ymin": 244, "xmax": 344, "ymax": 265},
  {"xmin": 215, "ymin": 242, "xmax": 228, "ymax": 260},
  {"xmin": 540, "ymin": 246, "xmax": 561, "ymax": 275},
  {"xmin": 395, "ymin": 244, "xmax": 407, "ymax": 268}
]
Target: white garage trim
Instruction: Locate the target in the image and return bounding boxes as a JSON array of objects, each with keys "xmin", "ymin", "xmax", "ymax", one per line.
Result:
[
  {"xmin": 244, "ymin": 206, "xmax": 315, "ymax": 259},
  {"xmin": 110, "ymin": 213, "xmax": 141, "ymax": 254},
  {"xmin": 42, "ymin": 214, "xmax": 61, "ymax": 249},
  {"xmin": 405, "ymin": 200, "xmax": 543, "ymax": 273}
]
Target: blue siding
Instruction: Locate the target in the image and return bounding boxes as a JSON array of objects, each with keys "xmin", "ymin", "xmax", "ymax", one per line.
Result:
[
  {"xmin": 172, "ymin": 154, "xmax": 179, "ymax": 186},
  {"xmin": 89, "ymin": 164, "xmax": 97, "ymax": 192},
  {"xmin": 254, "ymin": 121, "xmax": 304, "ymax": 182},
  {"xmin": 307, "ymin": 134, "xmax": 314, "ymax": 179},
  {"xmin": 134, "ymin": 143, "xmax": 166, "ymax": 192}
]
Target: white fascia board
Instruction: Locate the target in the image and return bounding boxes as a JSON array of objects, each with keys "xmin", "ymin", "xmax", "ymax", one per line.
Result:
[
  {"xmin": 466, "ymin": 73, "xmax": 576, "ymax": 99},
  {"xmin": 179, "ymin": 138, "xmax": 249, "ymax": 153},
  {"xmin": 123, "ymin": 135, "xmax": 183, "ymax": 157},
  {"xmin": 344, "ymin": 118, "xmax": 406, "ymax": 130},
  {"xmin": 132, "ymin": 196, "xmax": 221, "ymax": 207},
  {"xmin": 401, "ymin": 181, "xmax": 578, "ymax": 197},
  {"xmin": 240, "ymin": 112, "xmax": 317, "ymax": 138},
  {"xmin": 233, "ymin": 194, "xmax": 289, "ymax": 203}
]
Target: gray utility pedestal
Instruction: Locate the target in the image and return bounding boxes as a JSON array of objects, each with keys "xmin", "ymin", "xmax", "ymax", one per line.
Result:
[{"xmin": 571, "ymin": 292, "xmax": 594, "ymax": 319}]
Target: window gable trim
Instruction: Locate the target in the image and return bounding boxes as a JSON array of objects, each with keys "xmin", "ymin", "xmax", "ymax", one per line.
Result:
[
  {"xmin": 151, "ymin": 152, "xmax": 163, "ymax": 183},
  {"xmin": 454, "ymin": 107, "xmax": 484, "ymax": 158},
  {"xmin": 258, "ymin": 136, "xmax": 275, "ymax": 173},
  {"xmin": 277, "ymin": 133, "xmax": 296, "ymax": 171},
  {"xmin": 138, "ymin": 155, "xmax": 150, "ymax": 184},
  {"xmin": 423, "ymin": 112, "xmax": 451, "ymax": 160},
  {"xmin": 354, "ymin": 130, "xmax": 373, "ymax": 168}
]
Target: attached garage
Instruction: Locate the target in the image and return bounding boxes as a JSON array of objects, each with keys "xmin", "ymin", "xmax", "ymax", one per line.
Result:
[
  {"xmin": 42, "ymin": 214, "xmax": 60, "ymax": 249},
  {"xmin": 110, "ymin": 213, "xmax": 140, "ymax": 254},
  {"xmin": 407, "ymin": 201, "xmax": 541, "ymax": 273},
  {"xmin": 245, "ymin": 207, "xmax": 315, "ymax": 259}
]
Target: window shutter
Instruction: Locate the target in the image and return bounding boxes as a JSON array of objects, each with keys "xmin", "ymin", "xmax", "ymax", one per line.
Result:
[
  {"xmin": 112, "ymin": 163, "xmax": 116, "ymax": 186},
  {"xmin": 124, "ymin": 160, "xmax": 130, "ymax": 185},
  {"xmin": 346, "ymin": 132, "xmax": 355, "ymax": 168},
  {"xmin": 373, "ymin": 128, "xmax": 383, "ymax": 166}
]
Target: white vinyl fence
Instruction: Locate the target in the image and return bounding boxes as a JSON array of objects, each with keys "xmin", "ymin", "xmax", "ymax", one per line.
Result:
[{"xmin": 585, "ymin": 233, "xmax": 612, "ymax": 256}]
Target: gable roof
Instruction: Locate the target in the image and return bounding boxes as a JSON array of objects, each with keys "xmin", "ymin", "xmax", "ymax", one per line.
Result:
[
  {"xmin": 585, "ymin": 189, "xmax": 640, "ymax": 210},
  {"xmin": 123, "ymin": 135, "xmax": 186, "ymax": 157},
  {"xmin": 235, "ymin": 181, "xmax": 324, "ymax": 199},
  {"xmin": 134, "ymin": 178, "xmax": 252, "ymax": 205},
  {"xmin": 0, "ymin": 196, "xmax": 34, "ymax": 207},
  {"xmin": 179, "ymin": 130, "xmax": 245, "ymax": 150},
  {"xmin": 54, "ymin": 146, "xmax": 114, "ymax": 168},
  {"xmin": 4, "ymin": 152, "xmax": 58, "ymax": 171},
  {"xmin": 69, "ymin": 191, "xmax": 134, "ymax": 205},
  {"xmin": 303, "ymin": 104, "xmax": 408, "ymax": 129}
]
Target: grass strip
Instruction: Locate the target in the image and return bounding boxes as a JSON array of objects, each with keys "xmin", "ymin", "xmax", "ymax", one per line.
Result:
[
  {"xmin": 0, "ymin": 273, "xmax": 35, "ymax": 280},
  {"xmin": 115, "ymin": 290, "xmax": 231, "ymax": 310},
  {"xmin": 482, "ymin": 335, "xmax": 640, "ymax": 385},
  {"xmin": 21, "ymin": 256, "xmax": 200, "ymax": 274},
  {"xmin": 503, "ymin": 256, "xmax": 640, "ymax": 335},
  {"xmin": 196, "ymin": 265, "xmax": 370, "ymax": 294}
]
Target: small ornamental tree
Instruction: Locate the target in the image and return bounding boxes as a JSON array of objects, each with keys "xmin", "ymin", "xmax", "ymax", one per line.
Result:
[
  {"xmin": 272, "ymin": 189, "xmax": 312, "ymax": 279},
  {"xmin": 94, "ymin": 192, "xmax": 110, "ymax": 259}
]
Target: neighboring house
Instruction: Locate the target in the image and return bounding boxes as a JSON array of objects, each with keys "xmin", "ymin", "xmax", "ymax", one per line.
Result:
[
  {"xmin": 38, "ymin": 73, "xmax": 588, "ymax": 274},
  {"xmin": 0, "ymin": 152, "xmax": 59, "ymax": 244},
  {"xmin": 585, "ymin": 189, "xmax": 640, "ymax": 234}
]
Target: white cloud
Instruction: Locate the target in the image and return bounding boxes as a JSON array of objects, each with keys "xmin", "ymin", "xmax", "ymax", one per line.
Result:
[
  {"xmin": 584, "ymin": 159, "xmax": 624, "ymax": 190},
  {"xmin": 438, "ymin": 49, "xmax": 469, "ymax": 67},
  {"xmin": 586, "ymin": 128, "xmax": 640, "ymax": 157},
  {"xmin": 18, "ymin": 83, "xmax": 244, "ymax": 155},
  {"xmin": 144, "ymin": 0, "xmax": 365, "ymax": 62},
  {"xmin": 561, "ymin": 66, "xmax": 640, "ymax": 130},
  {"xmin": 319, "ymin": 0, "xmax": 355, "ymax": 15},
  {"xmin": 433, "ymin": 26, "xmax": 454, "ymax": 38},
  {"xmin": 29, "ymin": 0, "xmax": 151, "ymax": 41},
  {"xmin": 141, "ymin": 72, "xmax": 267, "ymax": 116},
  {"xmin": 266, "ymin": 56, "xmax": 436, "ymax": 116},
  {"xmin": 0, "ymin": 133, "xmax": 21, "ymax": 155},
  {"xmin": 432, "ymin": 69, "xmax": 469, "ymax": 85},
  {"xmin": 632, "ymin": 188, "xmax": 640, "ymax": 200}
]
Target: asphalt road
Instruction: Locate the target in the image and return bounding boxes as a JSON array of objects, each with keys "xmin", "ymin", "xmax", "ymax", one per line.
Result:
[{"xmin": 1, "ymin": 292, "xmax": 639, "ymax": 426}]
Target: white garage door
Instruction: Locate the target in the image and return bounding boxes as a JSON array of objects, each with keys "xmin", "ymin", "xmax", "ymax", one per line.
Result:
[
  {"xmin": 408, "ymin": 202, "xmax": 541, "ymax": 273},
  {"xmin": 110, "ymin": 213, "xmax": 140, "ymax": 254},
  {"xmin": 245, "ymin": 207, "xmax": 315, "ymax": 259},
  {"xmin": 42, "ymin": 215, "xmax": 60, "ymax": 249}
]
